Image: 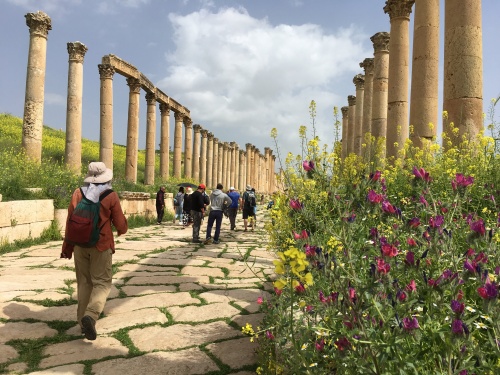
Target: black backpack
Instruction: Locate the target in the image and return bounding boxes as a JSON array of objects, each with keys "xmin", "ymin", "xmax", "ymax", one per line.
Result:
[{"xmin": 245, "ymin": 191, "xmax": 257, "ymax": 208}]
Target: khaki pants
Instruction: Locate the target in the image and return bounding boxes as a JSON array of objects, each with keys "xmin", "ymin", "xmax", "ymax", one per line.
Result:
[{"xmin": 73, "ymin": 246, "xmax": 112, "ymax": 325}]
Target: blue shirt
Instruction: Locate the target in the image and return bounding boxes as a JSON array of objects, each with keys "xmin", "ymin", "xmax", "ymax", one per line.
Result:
[{"xmin": 227, "ymin": 191, "xmax": 240, "ymax": 208}]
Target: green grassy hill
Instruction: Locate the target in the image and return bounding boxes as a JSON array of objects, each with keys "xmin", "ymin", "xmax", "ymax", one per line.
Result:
[{"xmin": 0, "ymin": 113, "xmax": 194, "ymax": 208}]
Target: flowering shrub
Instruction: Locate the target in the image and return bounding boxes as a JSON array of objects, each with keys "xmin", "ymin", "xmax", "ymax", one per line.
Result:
[{"xmin": 246, "ymin": 105, "xmax": 500, "ymax": 374}]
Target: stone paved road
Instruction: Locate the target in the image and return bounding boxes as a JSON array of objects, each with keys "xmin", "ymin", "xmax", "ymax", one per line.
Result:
[{"xmin": 0, "ymin": 214, "xmax": 275, "ymax": 374}]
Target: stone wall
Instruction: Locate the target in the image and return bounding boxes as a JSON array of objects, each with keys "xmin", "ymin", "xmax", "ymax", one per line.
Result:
[{"xmin": 0, "ymin": 192, "xmax": 174, "ymax": 244}]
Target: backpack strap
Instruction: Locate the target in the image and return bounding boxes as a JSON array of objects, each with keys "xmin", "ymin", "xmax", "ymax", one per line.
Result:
[{"xmin": 99, "ymin": 189, "xmax": 114, "ymax": 201}]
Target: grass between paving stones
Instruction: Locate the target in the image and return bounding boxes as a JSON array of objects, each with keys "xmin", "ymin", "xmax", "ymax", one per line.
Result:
[
  {"xmin": 12, "ymin": 296, "xmax": 77, "ymax": 307},
  {"xmin": 200, "ymin": 343, "xmax": 258, "ymax": 375}
]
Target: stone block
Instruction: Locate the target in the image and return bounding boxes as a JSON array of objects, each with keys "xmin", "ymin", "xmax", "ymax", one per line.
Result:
[
  {"xmin": 35, "ymin": 199, "xmax": 55, "ymax": 222},
  {"xmin": 0, "ymin": 202, "xmax": 12, "ymax": 228},
  {"xmin": 10, "ymin": 200, "xmax": 35, "ymax": 225},
  {"xmin": 54, "ymin": 208, "xmax": 67, "ymax": 231},
  {"xmin": 29, "ymin": 220, "xmax": 54, "ymax": 239}
]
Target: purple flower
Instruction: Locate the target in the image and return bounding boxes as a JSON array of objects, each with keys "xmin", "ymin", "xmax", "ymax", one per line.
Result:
[
  {"xmin": 402, "ymin": 317, "xmax": 419, "ymax": 331},
  {"xmin": 367, "ymin": 190, "xmax": 383, "ymax": 203},
  {"xmin": 289, "ymin": 199, "xmax": 302, "ymax": 210},
  {"xmin": 419, "ymin": 195, "xmax": 429, "ymax": 207},
  {"xmin": 413, "ymin": 166, "xmax": 432, "ymax": 183},
  {"xmin": 408, "ymin": 217, "xmax": 420, "ymax": 228},
  {"xmin": 302, "ymin": 160, "xmax": 315, "ymax": 172},
  {"xmin": 429, "ymin": 215, "xmax": 444, "ymax": 228},
  {"xmin": 451, "ymin": 300, "xmax": 464, "ymax": 315},
  {"xmin": 381, "ymin": 200, "xmax": 396, "ymax": 214},
  {"xmin": 477, "ymin": 277, "xmax": 498, "ymax": 299},
  {"xmin": 470, "ymin": 219, "xmax": 486, "ymax": 236},
  {"xmin": 452, "ymin": 319, "xmax": 467, "ymax": 335},
  {"xmin": 464, "ymin": 260, "xmax": 476, "ymax": 273},
  {"xmin": 405, "ymin": 251, "xmax": 415, "ymax": 266},
  {"xmin": 452, "ymin": 173, "xmax": 474, "ymax": 190}
]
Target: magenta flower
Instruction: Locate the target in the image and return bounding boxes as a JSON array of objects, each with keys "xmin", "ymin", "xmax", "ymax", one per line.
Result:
[
  {"xmin": 452, "ymin": 319, "xmax": 467, "ymax": 335},
  {"xmin": 304, "ymin": 244, "xmax": 317, "ymax": 257},
  {"xmin": 257, "ymin": 296, "xmax": 263, "ymax": 305},
  {"xmin": 452, "ymin": 173, "xmax": 474, "ymax": 190},
  {"xmin": 470, "ymin": 219, "xmax": 485, "ymax": 236},
  {"xmin": 405, "ymin": 251, "xmax": 415, "ymax": 266},
  {"xmin": 477, "ymin": 277, "xmax": 498, "ymax": 299},
  {"xmin": 367, "ymin": 189, "xmax": 383, "ymax": 203},
  {"xmin": 412, "ymin": 166, "xmax": 432, "ymax": 183},
  {"xmin": 451, "ymin": 300, "xmax": 465, "ymax": 315},
  {"xmin": 464, "ymin": 260, "xmax": 477, "ymax": 274},
  {"xmin": 376, "ymin": 258, "xmax": 390, "ymax": 274},
  {"xmin": 408, "ymin": 217, "xmax": 420, "ymax": 228},
  {"xmin": 334, "ymin": 337, "xmax": 351, "ymax": 351},
  {"xmin": 402, "ymin": 317, "xmax": 419, "ymax": 331},
  {"xmin": 315, "ymin": 338, "xmax": 325, "ymax": 351},
  {"xmin": 419, "ymin": 195, "xmax": 429, "ymax": 207},
  {"xmin": 265, "ymin": 330, "xmax": 275, "ymax": 340},
  {"xmin": 429, "ymin": 215, "xmax": 444, "ymax": 228},
  {"xmin": 381, "ymin": 200, "xmax": 396, "ymax": 214},
  {"xmin": 381, "ymin": 243, "xmax": 398, "ymax": 257},
  {"xmin": 405, "ymin": 280, "xmax": 416, "ymax": 292},
  {"xmin": 369, "ymin": 170, "xmax": 381, "ymax": 182},
  {"xmin": 302, "ymin": 160, "xmax": 315, "ymax": 172},
  {"xmin": 289, "ymin": 199, "xmax": 302, "ymax": 210}
]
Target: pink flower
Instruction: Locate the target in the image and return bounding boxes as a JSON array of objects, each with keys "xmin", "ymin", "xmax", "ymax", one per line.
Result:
[
  {"xmin": 381, "ymin": 200, "xmax": 396, "ymax": 214},
  {"xmin": 367, "ymin": 190, "xmax": 383, "ymax": 203},
  {"xmin": 289, "ymin": 199, "xmax": 302, "ymax": 210},
  {"xmin": 407, "ymin": 238, "xmax": 417, "ymax": 247},
  {"xmin": 257, "ymin": 297, "xmax": 263, "ymax": 305},
  {"xmin": 369, "ymin": 170, "xmax": 381, "ymax": 182},
  {"xmin": 419, "ymin": 195, "xmax": 429, "ymax": 207},
  {"xmin": 413, "ymin": 166, "xmax": 431, "ymax": 183},
  {"xmin": 405, "ymin": 280, "xmax": 417, "ymax": 292},
  {"xmin": 315, "ymin": 338, "xmax": 325, "ymax": 351},
  {"xmin": 381, "ymin": 243, "xmax": 398, "ymax": 257},
  {"xmin": 302, "ymin": 160, "xmax": 315, "ymax": 171},
  {"xmin": 452, "ymin": 173, "xmax": 474, "ymax": 190},
  {"xmin": 349, "ymin": 287, "xmax": 356, "ymax": 303},
  {"xmin": 470, "ymin": 219, "xmax": 485, "ymax": 236},
  {"xmin": 265, "ymin": 330, "xmax": 275, "ymax": 340},
  {"xmin": 402, "ymin": 316, "xmax": 419, "ymax": 331},
  {"xmin": 376, "ymin": 258, "xmax": 390, "ymax": 274}
]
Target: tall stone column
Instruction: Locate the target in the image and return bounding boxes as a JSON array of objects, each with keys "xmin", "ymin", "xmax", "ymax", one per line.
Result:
[
  {"xmin": 206, "ymin": 133, "xmax": 214, "ymax": 188},
  {"xmin": 253, "ymin": 148, "xmax": 260, "ymax": 190},
  {"xmin": 353, "ymin": 74, "xmax": 365, "ymax": 156},
  {"xmin": 264, "ymin": 147, "xmax": 271, "ymax": 193},
  {"xmin": 384, "ymin": 0, "xmax": 415, "ymax": 159},
  {"xmin": 22, "ymin": 11, "xmax": 52, "ymax": 163},
  {"xmin": 245, "ymin": 143, "xmax": 252, "ymax": 187},
  {"xmin": 65, "ymin": 41, "xmax": 88, "ymax": 173},
  {"xmin": 234, "ymin": 143, "xmax": 240, "ymax": 190},
  {"xmin": 271, "ymin": 155, "xmax": 276, "ymax": 192},
  {"xmin": 212, "ymin": 138, "xmax": 219, "ymax": 187},
  {"xmin": 239, "ymin": 150, "xmax": 245, "ymax": 191},
  {"xmin": 360, "ymin": 58, "xmax": 375, "ymax": 141},
  {"xmin": 371, "ymin": 31, "xmax": 391, "ymax": 153},
  {"xmin": 341, "ymin": 106, "xmax": 349, "ymax": 159},
  {"xmin": 221, "ymin": 143, "xmax": 229, "ymax": 189},
  {"xmin": 409, "ymin": 0, "xmax": 439, "ymax": 148},
  {"xmin": 229, "ymin": 142, "xmax": 236, "ymax": 188},
  {"xmin": 99, "ymin": 64, "xmax": 115, "ymax": 169},
  {"xmin": 125, "ymin": 77, "xmax": 141, "ymax": 183},
  {"xmin": 173, "ymin": 112, "xmax": 184, "ymax": 178},
  {"xmin": 200, "ymin": 129, "xmax": 208, "ymax": 184},
  {"xmin": 217, "ymin": 143, "xmax": 224, "ymax": 185},
  {"xmin": 183, "ymin": 118, "xmax": 193, "ymax": 178},
  {"xmin": 443, "ymin": 0, "xmax": 483, "ymax": 147},
  {"xmin": 192, "ymin": 124, "xmax": 201, "ymax": 181},
  {"xmin": 159, "ymin": 103, "xmax": 170, "ymax": 180},
  {"xmin": 347, "ymin": 96, "xmax": 357, "ymax": 156},
  {"xmin": 144, "ymin": 92, "xmax": 156, "ymax": 185}
]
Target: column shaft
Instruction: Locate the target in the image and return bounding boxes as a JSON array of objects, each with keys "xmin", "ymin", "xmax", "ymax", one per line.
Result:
[
  {"xmin": 347, "ymin": 96, "xmax": 357, "ymax": 156},
  {"xmin": 192, "ymin": 124, "xmax": 201, "ymax": 181},
  {"xmin": 341, "ymin": 106, "xmax": 349, "ymax": 159},
  {"xmin": 212, "ymin": 138, "xmax": 219, "ymax": 187},
  {"xmin": 200, "ymin": 129, "xmax": 208, "ymax": 184},
  {"xmin": 144, "ymin": 92, "xmax": 156, "ymax": 185},
  {"xmin": 217, "ymin": 143, "xmax": 224, "ymax": 184},
  {"xmin": 353, "ymin": 74, "xmax": 365, "ymax": 156},
  {"xmin": 159, "ymin": 103, "xmax": 170, "ymax": 180},
  {"xmin": 206, "ymin": 134, "xmax": 214, "ymax": 188},
  {"xmin": 99, "ymin": 64, "xmax": 115, "ymax": 169},
  {"xmin": 125, "ymin": 78, "xmax": 141, "ymax": 183},
  {"xmin": 183, "ymin": 118, "xmax": 193, "ymax": 178},
  {"xmin": 245, "ymin": 144, "xmax": 252, "ymax": 187},
  {"xmin": 173, "ymin": 112, "xmax": 184, "ymax": 178},
  {"xmin": 360, "ymin": 58, "xmax": 374, "ymax": 141}
]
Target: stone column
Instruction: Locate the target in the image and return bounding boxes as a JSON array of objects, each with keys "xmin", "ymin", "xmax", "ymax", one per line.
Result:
[
  {"xmin": 360, "ymin": 58, "xmax": 375, "ymax": 140},
  {"xmin": 347, "ymin": 95, "xmax": 357, "ymax": 156},
  {"xmin": 221, "ymin": 142, "xmax": 229, "ymax": 189},
  {"xmin": 207, "ymin": 133, "xmax": 214, "ymax": 188},
  {"xmin": 200, "ymin": 129, "xmax": 208, "ymax": 184},
  {"xmin": 353, "ymin": 74, "xmax": 365, "ymax": 156},
  {"xmin": 384, "ymin": 0, "xmax": 415, "ymax": 159},
  {"xmin": 217, "ymin": 142, "xmax": 224, "ymax": 185},
  {"xmin": 192, "ymin": 124, "xmax": 201, "ymax": 181},
  {"xmin": 98, "ymin": 64, "xmax": 115, "ymax": 169},
  {"xmin": 159, "ymin": 103, "xmax": 170, "ymax": 180},
  {"xmin": 173, "ymin": 112, "xmax": 184, "ymax": 178},
  {"xmin": 264, "ymin": 147, "xmax": 271, "ymax": 193},
  {"xmin": 245, "ymin": 143, "xmax": 252, "ymax": 187},
  {"xmin": 212, "ymin": 138, "xmax": 219, "ymax": 187},
  {"xmin": 409, "ymin": 0, "xmax": 439, "ymax": 148},
  {"xmin": 22, "ymin": 11, "xmax": 52, "ymax": 163},
  {"xmin": 183, "ymin": 118, "xmax": 193, "ymax": 178},
  {"xmin": 125, "ymin": 77, "xmax": 141, "ymax": 183},
  {"xmin": 65, "ymin": 41, "xmax": 88, "ymax": 173},
  {"xmin": 144, "ymin": 92, "xmax": 156, "ymax": 185},
  {"xmin": 443, "ymin": 0, "xmax": 483, "ymax": 147},
  {"xmin": 370, "ymin": 31, "xmax": 391, "ymax": 153},
  {"xmin": 229, "ymin": 142, "xmax": 236, "ymax": 188},
  {"xmin": 253, "ymin": 148, "xmax": 260, "ymax": 190},
  {"xmin": 271, "ymin": 155, "xmax": 276, "ymax": 192},
  {"xmin": 233, "ymin": 143, "xmax": 240, "ymax": 190},
  {"xmin": 341, "ymin": 106, "xmax": 349, "ymax": 159},
  {"xmin": 239, "ymin": 150, "xmax": 245, "ymax": 191}
]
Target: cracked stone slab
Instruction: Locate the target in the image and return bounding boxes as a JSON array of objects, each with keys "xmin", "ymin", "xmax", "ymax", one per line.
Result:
[
  {"xmin": 120, "ymin": 285, "xmax": 177, "ymax": 296},
  {"xmin": 168, "ymin": 302, "xmax": 240, "ymax": 322},
  {"xmin": 181, "ymin": 265, "xmax": 224, "ymax": 278},
  {"xmin": 113, "ymin": 270, "xmax": 178, "ymax": 279},
  {"xmin": 27, "ymin": 363, "xmax": 85, "ymax": 374},
  {"xmin": 137, "ymin": 258, "xmax": 205, "ymax": 267},
  {"xmin": 125, "ymin": 275, "xmax": 209, "ymax": 285},
  {"xmin": 103, "ymin": 292, "xmax": 199, "ymax": 315},
  {"xmin": 17, "ymin": 291, "xmax": 71, "ymax": 302},
  {"xmin": 0, "ymin": 343, "xmax": 18, "ymax": 364},
  {"xmin": 0, "ymin": 322, "xmax": 57, "ymax": 343},
  {"xmin": 232, "ymin": 313, "xmax": 265, "ymax": 331},
  {"xmin": 39, "ymin": 337, "xmax": 128, "ymax": 368},
  {"xmin": 92, "ymin": 348, "xmax": 219, "ymax": 375},
  {"xmin": 129, "ymin": 321, "xmax": 241, "ymax": 351},
  {"xmin": 118, "ymin": 264, "xmax": 179, "ymax": 272},
  {"xmin": 206, "ymin": 337, "xmax": 258, "ymax": 369},
  {"xmin": 178, "ymin": 283, "xmax": 204, "ymax": 292},
  {"xmin": 0, "ymin": 302, "xmax": 75, "ymax": 321},
  {"xmin": 0, "ymin": 290, "xmax": 37, "ymax": 303}
]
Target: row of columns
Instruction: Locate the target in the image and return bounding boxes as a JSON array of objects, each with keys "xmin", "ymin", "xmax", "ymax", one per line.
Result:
[
  {"xmin": 20, "ymin": 11, "xmax": 277, "ymax": 194},
  {"xmin": 342, "ymin": 0, "xmax": 483, "ymax": 160}
]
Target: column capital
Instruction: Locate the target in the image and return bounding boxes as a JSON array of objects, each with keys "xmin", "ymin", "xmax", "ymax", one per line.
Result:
[
  {"xmin": 184, "ymin": 118, "xmax": 193, "ymax": 129},
  {"xmin": 353, "ymin": 74, "xmax": 365, "ymax": 89},
  {"xmin": 67, "ymin": 42, "xmax": 88, "ymax": 63},
  {"xmin": 174, "ymin": 111, "xmax": 185, "ymax": 121},
  {"xmin": 384, "ymin": 0, "xmax": 415, "ymax": 20},
  {"xmin": 98, "ymin": 64, "xmax": 115, "ymax": 80},
  {"xmin": 264, "ymin": 147, "xmax": 271, "ymax": 154},
  {"xmin": 359, "ymin": 58, "xmax": 374, "ymax": 74},
  {"xmin": 245, "ymin": 143, "xmax": 252, "ymax": 150},
  {"xmin": 348, "ymin": 95, "xmax": 356, "ymax": 106},
  {"xmin": 145, "ymin": 91, "xmax": 156, "ymax": 104},
  {"xmin": 126, "ymin": 77, "xmax": 141, "ymax": 93},
  {"xmin": 341, "ymin": 106, "xmax": 349, "ymax": 117},
  {"xmin": 193, "ymin": 124, "xmax": 202, "ymax": 132},
  {"xmin": 201, "ymin": 129, "xmax": 208, "ymax": 138},
  {"xmin": 159, "ymin": 103, "xmax": 170, "ymax": 114},
  {"xmin": 207, "ymin": 132, "xmax": 214, "ymax": 140},
  {"xmin": 222, "ymin": 142, "xmax": 229, "ymax": 149},
  {"xmin": 229, "ymin": 141, "xmax": 236, "ymax": 147},
  {"xmin": 254, "ymin": 148, "xmax": 260, "ymax": 154},
  {"xmin": 213, "ymin": 137, "xmax": 219, "ymax": 144},
  {"xmin": 371, "ymin": 32, "xmax": 390, "ymax": 53},
  {"xmin": 25, "ymin": 11, "xmax": 52, "ymax": 38}
]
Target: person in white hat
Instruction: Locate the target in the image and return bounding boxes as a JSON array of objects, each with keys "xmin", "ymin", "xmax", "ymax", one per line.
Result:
[{"xmin": 61, "ymin": 162, "xmax": 128, "ymax": 341}]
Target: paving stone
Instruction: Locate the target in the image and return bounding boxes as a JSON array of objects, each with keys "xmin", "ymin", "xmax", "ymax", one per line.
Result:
[
  {"xmin": 206, "ymin": 337, "xmax": 258, "ymax": 369},
  {"xmin": 72, "ymin": 284, "xmax": 119, "ymax": 300},
  {"xmin": 0, "ymin": 270, "xmax": 74, "ymax": 292},
  {"xmin": 169, "ymin": 302, "xmax": 241, "ymax": 322},
  {"xmin": 26, "ymin": 363, "xmax": 85, "ymax": 375},
  {"xmin": 181, "ymin": 265, "xmax": 224, "ymax": 277},
  {"xmin": 92, "ymin": 348, "xmax": 219, "ymax": 375},
  {"xmin": 0, "ymin": 322, "xmax": 57, "ymax": 343},
  {"xmin": 213, "ymin": 277, "xmax": 262, "ymax": 284},
  {"xmin": 121, "ymin": 285, "xmax": 177, "ymax": 296},
  {"xmin": 177, "ymin": 283, "xmax": 204, "ymax": 291},
  {"xmin": 39, "ymin": 337, "xmax": 128, "ymax": 368},
  {"xmin": 0, "ymin": 290, "xmax": 37, "ymax": 302},
  {"xmin": 18, "ymin": 291, "xmax": 70, "ymax": 302},
  {"xmin": 0, "ymin": 343, "xmax": 18, "ymax": 364},
  {"xmin": 6, "ymin": 362, "xmax": 27, "ymax": 373},
  {"xmin": 204, "ymin": 283, "xmax": 258, "ymax": 290},
  {"xmin": 113, "ymin": 270, "xmax": 178, "ymax": 279},
  {"xmin": 129, "ymin": 321, "xmax": 241, "ymax": 351},
  {"xmin": 0, "ymin": 302, "xmax": 75, "ymax": 321},
  {"xmin": 115, "ymin": 242, "xmax": 164, "ymax": 251},
  {"xmin": 232, "ymin": 313, "xmax": 265, "ymax": 331},
  {"xmin": 103, "ymin": 292, "xmax": 199, "ymax": 315},
  {"xmin": 138, "ymin": 258, "xmax": 205, "ymax": 266},
  {"xmin": 118, "ymin": 264, "xmax": 179, "ymax": 272},
  {"xmin": 126, "ymin": 275, "xmax": 209, "ymax": 285}
]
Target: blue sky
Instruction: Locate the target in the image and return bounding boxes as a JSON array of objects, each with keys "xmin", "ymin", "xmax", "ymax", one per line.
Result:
[{"xmin": 1, "ymin": 0, "xmax": 499, "ymax": 162}]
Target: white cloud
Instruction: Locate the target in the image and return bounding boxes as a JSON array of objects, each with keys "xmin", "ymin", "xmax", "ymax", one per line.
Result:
[
  {"xmin": 96, "ymin": 0, "xmax": 150, "ymax": 14},
  {"xmin": 45, "ymin": 93, "xmax": 66, "ymax": 106},
  {"xmin": 7, "ymin": 0, "xmax": 82, "ymax": 17},
  {"xmin": 157, "ymin": 7, "xmax": 370, "ymax": 158}
]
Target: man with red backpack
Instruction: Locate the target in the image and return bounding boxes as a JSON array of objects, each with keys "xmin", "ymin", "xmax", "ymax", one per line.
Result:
[{"xmin": 61, "ymin": 162, "xmax": 128, "ymax": 341}]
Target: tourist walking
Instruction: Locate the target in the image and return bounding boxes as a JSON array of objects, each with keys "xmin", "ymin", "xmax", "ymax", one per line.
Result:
[
  {"xmin": 205, "ymin": 183, "xmax": 232, "ymax": 244},
  {"xmin": 182, "ymin": 187, "xmax": 193, "ymax": 227},
  {"xmin": 227, "ymin": 186, "xmax": 240, "ymax": 230},
  {"xmin": 190, "ymin": 184, "xmax": 206, "ymax": 243},
  {"xmin": 61, "ymin": 162, "xmax": 128, "ymax": 341},
  {"xmin": 155, "ymin": 185, "xmax": 166, "ymax": 224},
  {"xmin": 173, "ymin": 187, "xmax": 184, "ymax": 224},
  {"xmin": 241, "ymin": 185, "xmax": 257, "ymax": 232}
]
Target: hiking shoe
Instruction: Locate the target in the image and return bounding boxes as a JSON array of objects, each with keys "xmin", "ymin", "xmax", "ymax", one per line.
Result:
[
  {"xmin": 204, "ymin": 237, "xmax": 212, "ymax": 244},
  {"xmin": 213, "ymin": 240, "xmax": 220, "ymax": 244},
  {"xmin": 192, "ymin": 239, "xmax": 202, "ymax": 243},
  {"xmin": 81, "ymin": 315, "xmax": 97, "ymax": 341}
]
